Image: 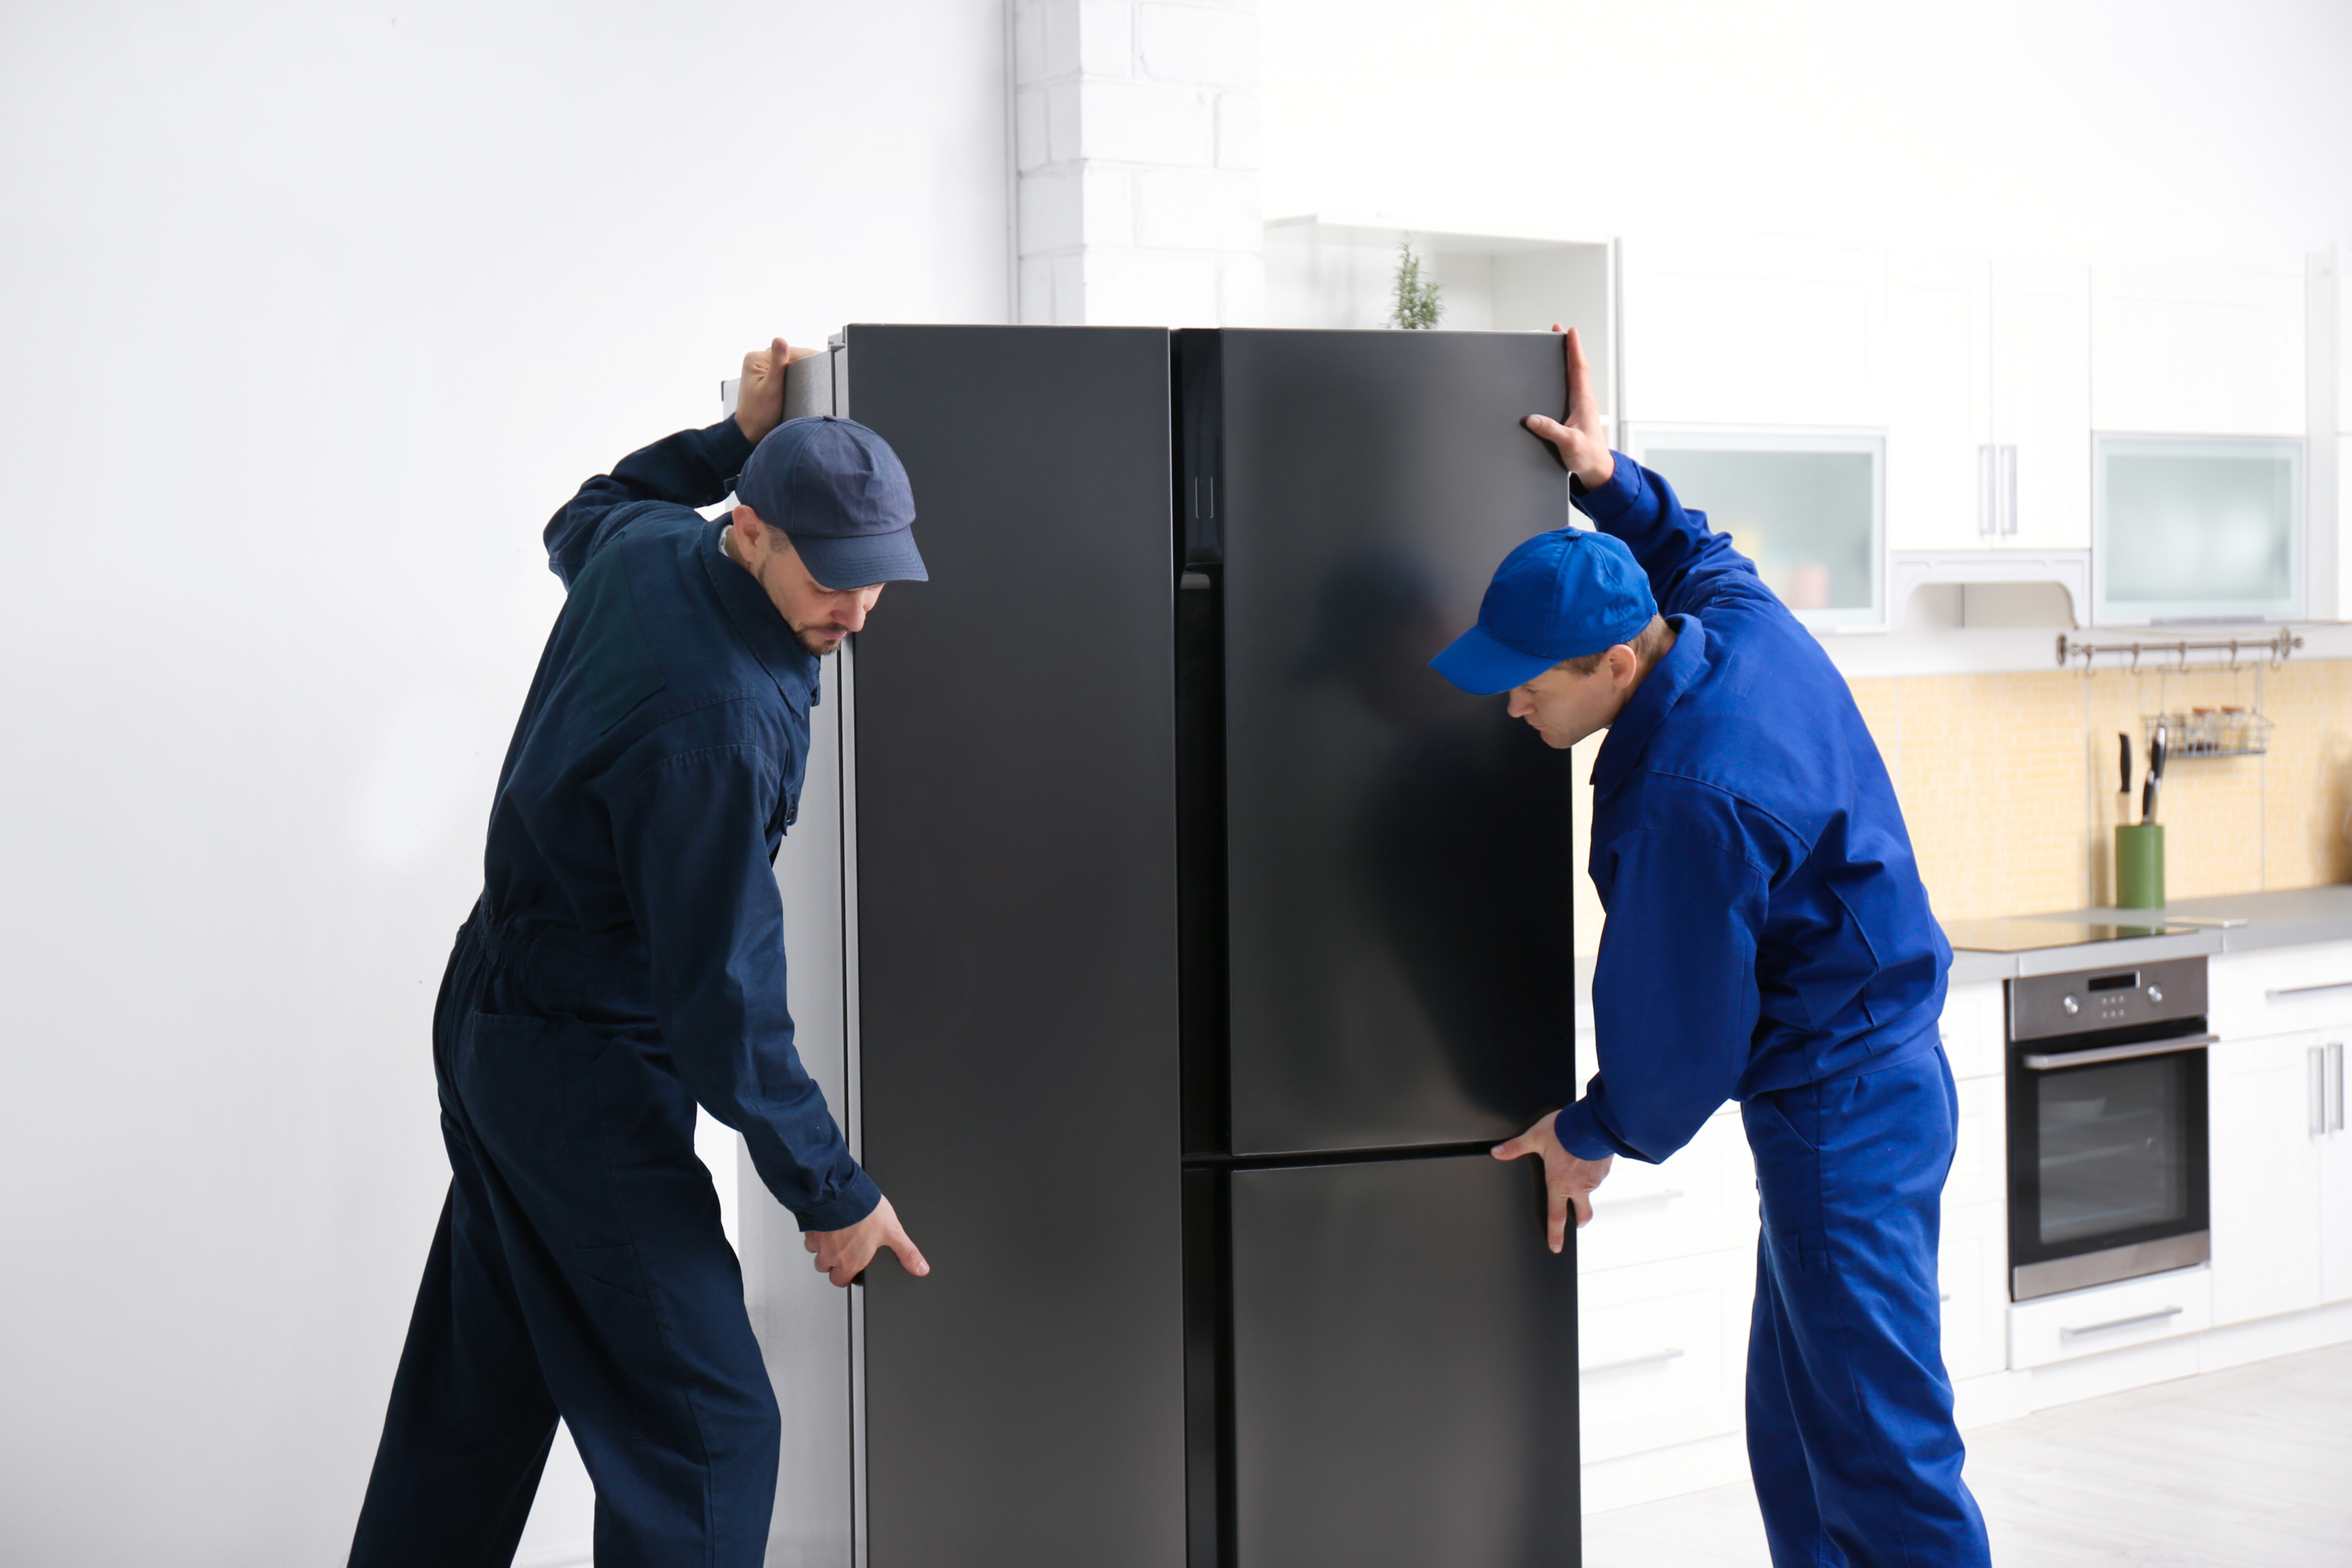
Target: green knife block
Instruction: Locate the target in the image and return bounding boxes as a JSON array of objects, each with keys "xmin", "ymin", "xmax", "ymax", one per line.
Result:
[{"xmin": 2115, "ymin": 824, "xmax": 2166, "ymax": 909}]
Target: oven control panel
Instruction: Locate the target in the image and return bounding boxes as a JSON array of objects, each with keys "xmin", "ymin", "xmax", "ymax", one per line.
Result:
[{"xmin": 2009, "ymin": 955, "xmax": 2208, "ymax": 1043}]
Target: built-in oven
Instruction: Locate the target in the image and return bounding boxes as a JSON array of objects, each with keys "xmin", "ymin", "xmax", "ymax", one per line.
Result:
[{"xmin": 2007, "ymin": 955, "xmax": 2211, "ymax": 1301}]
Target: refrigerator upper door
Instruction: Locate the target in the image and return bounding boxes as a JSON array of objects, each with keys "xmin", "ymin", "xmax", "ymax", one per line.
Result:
[
  {"xmin": 1228, "ymin": 1154, "xmax": 1579, "ymax": 1568},
  {"xmin": 1203, "ymin": 329, "xmax": 1581, "ymax": 1156}
]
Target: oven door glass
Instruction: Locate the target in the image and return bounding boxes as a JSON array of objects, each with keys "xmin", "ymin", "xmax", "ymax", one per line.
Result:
[{"xmin": 2011, "ymin": 1045, "xmax": 2209, "ymax": 1270}]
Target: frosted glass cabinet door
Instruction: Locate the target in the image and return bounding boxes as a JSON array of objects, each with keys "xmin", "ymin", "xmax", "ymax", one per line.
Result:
[
  {"xmin": 1628, "ymin": 430, "xmax": 1885, "ymax": 628},
  {"xmin": 2092, "ymin": 436, "xmax": 2303, "ymax": 623}
]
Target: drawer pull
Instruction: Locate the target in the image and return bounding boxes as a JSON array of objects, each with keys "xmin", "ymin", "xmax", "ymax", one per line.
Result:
[
  {"xmin": 1594, "ymin": 1188, "xmax": 1686, "ymax": 1211},
  {"xmin": 1581, "ymin": 1348, "xmax": 1686, "ymax": 1376},
  {"xmin": 2059, "ymin": 1305, "xmax": 2182, "ymax": 1339},
  {"xmin": 2267, "ymin": 980, "xmax": 2352, "ymax": 1000}
]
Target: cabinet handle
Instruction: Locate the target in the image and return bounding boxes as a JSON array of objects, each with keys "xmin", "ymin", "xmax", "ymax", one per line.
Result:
[
  {"xmin": 1581, "ymin": 1348, "xmax": 1686, "ymax": 1376},
  {"xmin": 2331, "ymin": 1040, "xmax": 2345, "ymax": 1134},
  {"xmin": 2314, "ymin": 1046, "xmax": 2331, "ymax": 1139},
  {"xmin": 2000, "ymin": 445, "xmax": 2019, "ymax": 536},
  {"xmin": 1593, "ymin": 1188, "xmax": 1686, "ymax": 1211},
  {"xmin": 2059, "ymin": 1305, "xmax": 2182, "ymax": 1339},
  {"xmin": 1977, "ymin": 445, "xmax": 1998, "ymax": 537},
  {"xmin": 2267, "ymin": 980, "xmax": 2352, "ymax": 1000}
]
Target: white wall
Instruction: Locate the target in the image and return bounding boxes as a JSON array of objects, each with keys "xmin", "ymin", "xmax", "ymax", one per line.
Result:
[
  {"xmin": 1262, "ymin": 0, "xmax": 2352, "ymax": 261},
  {"xmin": 0, "ymin": 3, "xmax": 1006, "ymax": 1564}
]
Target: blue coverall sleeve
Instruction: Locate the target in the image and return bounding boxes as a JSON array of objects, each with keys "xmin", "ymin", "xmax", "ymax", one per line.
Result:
[
  {"xmin": 609, "ymin": 737, "xmax": 881, "ymax": 1232},
  {"xmin": 544, "ymin": 417, "xmax": 757, "ymax": 589},
  {"xmin": 1553, "ymin": 825, "xmax": 1769, "ymax": 1164},
  {"xmin": 1572, "ymin": 453, "xmax": 1779, "ymax": 623}
]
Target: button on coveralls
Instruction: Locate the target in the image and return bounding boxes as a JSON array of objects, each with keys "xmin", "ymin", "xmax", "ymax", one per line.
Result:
[
  {"xmin": 1552, "ymin": 457, "xmax": 1992, "ymax": 1567},
  {"xmin": 350, "ymin": 419, "xmax": 878, "ymax": 1568}
]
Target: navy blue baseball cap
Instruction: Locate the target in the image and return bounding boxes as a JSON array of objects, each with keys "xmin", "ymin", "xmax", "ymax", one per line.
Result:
[
  {"xmin": 737, "ymin": 415, "xmax": 926, "ymax": 588},
  {"xmin": 1429, "ymin": 528, "xmax": 1656, "ymax": 695}
]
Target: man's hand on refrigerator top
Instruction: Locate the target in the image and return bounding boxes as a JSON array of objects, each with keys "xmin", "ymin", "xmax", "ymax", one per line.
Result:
[
  {"xmin": 733, "ymin": 336, "xmax": 822, "ymax": 447},
  {"xmin": 806, "ymin": 1192, "xmax": 931, "ymax": 1287},
  {"xmin": 1521, "ymin": 325, "xmax": 1615, "ymax": 492},
  {"xmin": 1492, "ymin": 1114, "xmax": 1613, "ymax": 1253}
]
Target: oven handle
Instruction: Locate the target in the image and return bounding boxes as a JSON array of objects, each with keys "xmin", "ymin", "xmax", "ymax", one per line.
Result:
[{"xmin": 2021, "ymin": 1033, "xmax": 2217, "ymax": 1071}]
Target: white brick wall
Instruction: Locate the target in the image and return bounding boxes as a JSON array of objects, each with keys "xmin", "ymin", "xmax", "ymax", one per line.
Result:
[{"xmin": 1013, "ymin": 0, "xmax": 1263, "ymax": 327}]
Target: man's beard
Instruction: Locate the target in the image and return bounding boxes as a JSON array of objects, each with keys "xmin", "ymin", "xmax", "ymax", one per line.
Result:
[{"xmin": 792, "ymin": 624, "xmax": 849, "ymax": 658}]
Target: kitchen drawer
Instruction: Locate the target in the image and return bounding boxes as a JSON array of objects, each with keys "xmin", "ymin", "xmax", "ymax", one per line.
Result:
[
  {"xmin": 2007, "ymin": 1265, "xmax": 2212, "ymax": 1369},
  {"xmin": 1938, "ymin": 980, "xmax": 2005, "ymax": 1081},
  {"xmin": 1938, "ymin": 1197, "xmax": 2008, "ymax": 1380},
  {"xmin": 1577, "ymin": 1250, "xmax": 1749, "ymax": 1461},
  {"xmin": 2210, "ymin": 941, "xmax": 2352, "ymax": 1038},
  {"xmin": 1576, "ymin": 1108, "xmax": 1757, "ymax": 1274},
  {"xmin": 1946, "ymin": 1074, "xmax": 2006, "ymax": 1210}
]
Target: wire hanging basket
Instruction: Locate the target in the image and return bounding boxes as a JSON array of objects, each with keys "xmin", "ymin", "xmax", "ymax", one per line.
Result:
[{"xmin": 2144, "ymin": 708, "xmax": 2274, "ymax": 760}]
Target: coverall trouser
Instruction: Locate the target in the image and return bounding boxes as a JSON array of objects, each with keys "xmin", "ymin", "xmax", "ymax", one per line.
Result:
[
  {"xmin": 350, "ymin": 923, "xmax": 781, "ymax": 1568},
  {"xmin": 1742, "ymin": 1043, "xmax": 1993, "ymax": 1568}
]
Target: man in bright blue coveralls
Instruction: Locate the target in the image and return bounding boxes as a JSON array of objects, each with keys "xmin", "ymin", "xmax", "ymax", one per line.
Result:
[
  {"xmin": 1462, "ymin": 330, "xmax": 1991, "ymax": 1568},
  {"xmin": 349, "ymin": 339, "xmax": 931, "ymax": 1568}
]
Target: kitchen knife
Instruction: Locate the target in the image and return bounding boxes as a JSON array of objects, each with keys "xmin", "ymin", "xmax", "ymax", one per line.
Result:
[
  {"xmin": 2119, "ymin": 733, "xmax": 2132, "ymax": 800},
  {"xmin": 2141, "ymin": 724, "xmax": 2167, "ymax": 824}
]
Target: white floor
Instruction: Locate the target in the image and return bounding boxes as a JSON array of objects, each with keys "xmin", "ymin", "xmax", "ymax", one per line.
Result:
[{"xmin": 1581, "ymin": 1341, "xmax": 2352, "ymax": 1566}]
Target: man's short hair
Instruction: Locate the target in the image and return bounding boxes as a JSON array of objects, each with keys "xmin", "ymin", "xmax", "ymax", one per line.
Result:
[{"xmin": 1554, "ymin": 615, "xmax": 1673, "ymax": 677}]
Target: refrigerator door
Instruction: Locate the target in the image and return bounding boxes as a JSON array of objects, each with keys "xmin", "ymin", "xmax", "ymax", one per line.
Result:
[
  {"xmin": 844, "ymin": 324, "xmax": 1186, "ymax": 1568},
  {"xmin": 1188, "ymin": 329, "xmax": 1581, "ymax": 1156},
  {"xmin": 1226, "ymin": 1154, "xmax": 1579, "ymax": 1568}
]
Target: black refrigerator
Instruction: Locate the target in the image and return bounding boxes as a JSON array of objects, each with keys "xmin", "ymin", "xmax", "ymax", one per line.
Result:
[{"xmin": 771, "ymin": 323, "xmax": 1581, "ymax": 1568}]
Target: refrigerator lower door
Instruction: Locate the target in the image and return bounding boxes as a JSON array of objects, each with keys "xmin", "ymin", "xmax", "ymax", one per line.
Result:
[{"xmin": 1227, "ymin": 1154, "xmax": 1579, "ymax": 1568}]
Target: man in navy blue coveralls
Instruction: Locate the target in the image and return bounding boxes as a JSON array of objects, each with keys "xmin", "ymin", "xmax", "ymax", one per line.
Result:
[
  {"xmin": 350, "ymin": 339, "xmax": 931, "ymax": 1568},
  {"xmin": 1465, "ymin": 330, "xmax": 1992, "ymax": 1567}
]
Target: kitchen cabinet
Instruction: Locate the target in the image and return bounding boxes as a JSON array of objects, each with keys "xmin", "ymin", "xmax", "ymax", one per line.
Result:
[
  {"xmin": 1621, "ymin": 235, "xmax": 1887, "ymax": 429},
  {"xmin": 1575, "ymin": 1106, "xmax": 1757, "ymax": 1275},
  {"xmin": 2092, "ymin": 257, "xmax": 2307, "ymax": 438},
  {"xmin": 1627, "ymin": 429, "xmax": 1885, "ymax": 628},
  {"xmin": 1886, "ymin": 255, "xmax": 2091, "ymax": 556},
  {"xmin": 2091, "ymin": 435, "xmax": 2305, "ymax": 624},
  {"xmin": 2208, "ymin": 1030, "xmax": 2327, "ymax": 1326},
  {"xmin": 2007, "ymin": 1263, "xmax": 2213, "ymax": 1369},
  {"xmin": 2323, "ymin": 1031, "xmax": 2352, "ymax": 1303},
  {"xmin": 1939, "ymin": 1198, "xmax": 2008, "ymax": 1381},
  {"xmin": 1578, "ymin": 1250, "xmax": 1750, "ymax": 1462}
]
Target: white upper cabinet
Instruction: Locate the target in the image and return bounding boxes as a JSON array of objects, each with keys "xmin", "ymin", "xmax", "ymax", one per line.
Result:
[
  {"xmin": 1992, "ymin": 259, "xmax": 2094, "ymax": 550},
  {"xmin": 2091, "ymin": 257, "xmax": 2307, "ymax": 437},
  {"xmin": 1887, "ymin": 252, "xmax": 1991, "ymax": 553},
  {"xmin": 1885, "ymin": 255, "xmax": 2091, "ymax": 555},
  {"xmin": 1621, "ymin": 235, "xmax": 1888, "ymax": 429}
]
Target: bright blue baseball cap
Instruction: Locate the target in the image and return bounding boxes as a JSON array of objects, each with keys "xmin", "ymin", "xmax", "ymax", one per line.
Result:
[
  {"xmin": 737, "ymin": 415, "xmax": 926, "ymax": 588},
  {"xmin": 1429, "ymin": 528, "xmax": 1657, "ymax": 695}
]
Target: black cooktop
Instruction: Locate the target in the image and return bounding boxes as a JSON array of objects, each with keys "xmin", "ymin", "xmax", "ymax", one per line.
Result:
[{"xmin": 1942, "ymin": 917, "xmax": 2194, "ymax": 953}]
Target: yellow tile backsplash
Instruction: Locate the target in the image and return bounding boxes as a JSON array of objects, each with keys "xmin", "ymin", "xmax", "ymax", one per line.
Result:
[{"xmin": 1569, "ymin": 657, "xmax": 2352, "ymax": 955}]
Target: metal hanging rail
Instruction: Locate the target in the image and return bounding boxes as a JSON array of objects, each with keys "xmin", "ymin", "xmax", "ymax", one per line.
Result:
[{"xmin": 2056, "ymin": 629, "xmax": 2303, "ymax": 670}]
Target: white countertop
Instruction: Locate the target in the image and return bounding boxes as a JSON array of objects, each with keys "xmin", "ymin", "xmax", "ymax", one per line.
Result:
[{"xmin": 1946, "ymin": 884, "xmax": 2352, "ymax": 985}]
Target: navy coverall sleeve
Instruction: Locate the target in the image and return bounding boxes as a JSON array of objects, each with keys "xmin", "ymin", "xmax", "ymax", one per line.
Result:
[
  {"xmin": 1554, "ymin": 824, "xmax": 1769, "ymax": 1164},
  {"xmin": 1572, "ymin": 452, "xmax": 1775, "ymax": 622},
  {"xmin": 545, "ymin": 418, "xmax": 757, "ymax": 588},
  {"xmin": 610, "ymin": 737, "xmax": 880, "ymax": 1232}
]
